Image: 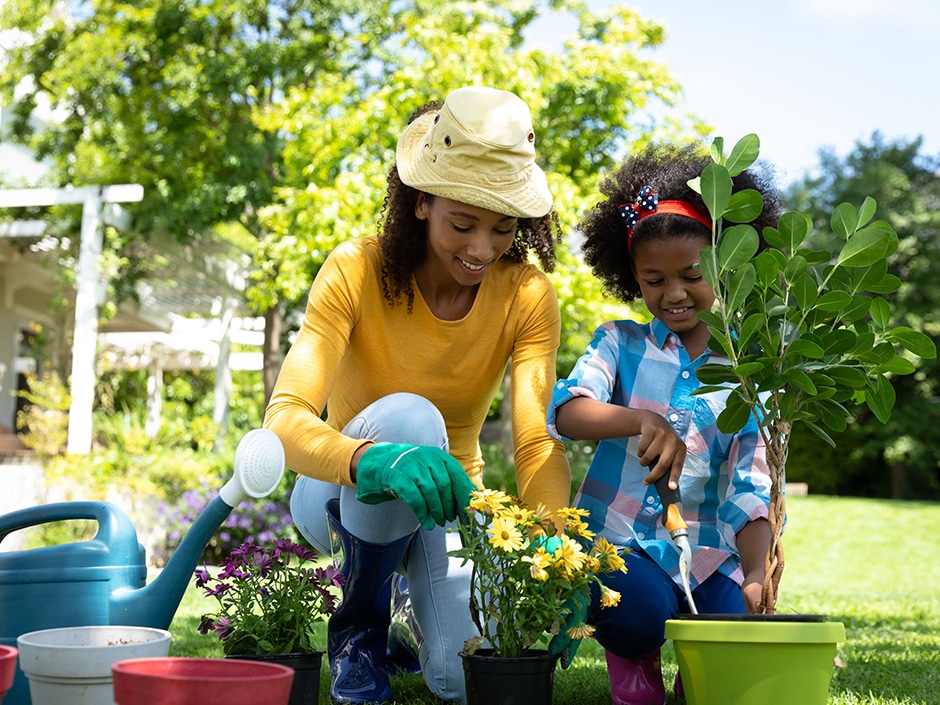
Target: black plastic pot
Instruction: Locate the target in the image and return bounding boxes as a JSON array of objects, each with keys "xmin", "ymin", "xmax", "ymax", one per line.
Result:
[
  {"xmin": 461, "ymin": 649, "xmax": 558, "ymax": 705},
  {"xmin": 230, "ymin": 651, "xmax": 322, "ymax": 705}
]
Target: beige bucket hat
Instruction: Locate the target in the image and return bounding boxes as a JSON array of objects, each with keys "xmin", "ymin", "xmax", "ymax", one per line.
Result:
[{"xmin": 395, "ymin": 86, "xmax": 552, "ymax": 218}]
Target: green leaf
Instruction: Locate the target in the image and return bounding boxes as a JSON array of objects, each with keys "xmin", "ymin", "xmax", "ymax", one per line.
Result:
[
  {"xmin": 876, "ymin": 357, "xmax": 916, "ymax": 375},
  {"xmin": 865, "ymin": 374, "xmax": 896, "ymax": 423},
  {"xmin": 709, "ymin": 137, "xmax": 725, "ymax": 165},
  {"xmin": 783, "ymin": 254, "xmax": 807, "ymax": 284},
  {"xmin": 837, "ymin": 227, "xmax": 892, "ymax": 267},
  {"xmin": 791, "ymin": 272, "xmax": 818, "ymax": 309},
  {"xmin": 857, "ymin": 196, "xmax": 877, "ymax": 226},
  {"xmin": 700, "ymin": 163, "xmax": 732, "ymax": 220},
  {"xmin": 787, "ymin": 338, "xmax": 825, "ymax": 358},
  {"xmin": 754, "ymin": 250, "xmax": 783, "ymax": 289},
  {"xmin": 727, "ymin": 263, "xmax": 757, "ymax": 311},
  {"xmin": 821, "ymin": 329, "xmax": 857, "ymax": 355},
  {"xmin": 716, "ymin": 392, "xmax": 753, "ymax": 433},
  {"xmin": 885, "ymin": 327, "xmax": 938, "ymax": 358},
  {"xmin": 723, "ymin": 190, "xmax": 763, "ymax": 223},
  {"xmin": 824, "ymin": 366, "xmax": 868, "ymax": 388},
  {"xmin": 739, "ymin": 313, "xmax": 765, "ymax": 348},
  {"xmin": 777, "ymin": 211, "xmax": 812, "ymax": 252},
  {"xmin": 841, "ymin": 296, "xmax": 872, "ymax": 322},
  {"xmin": 814, "ymin": 400, "xmax": 849, "ymax": 433},
  {"xmin": 869, "ymin": 297, "xmax": 890, "ymax": 329},
  {"xmin": 698, "ymin": 309, "xmax": 723, "ymax": 328},
  {"xmin": 784, "ymin": 367, "xmax": 817, "ymax": 394},
  {"xmin": 803, "ymin": 419, "xmax": 837, "ymax": 447},
  {"xmin": 718, "ymin": 225, "xmax": 760, "ymax": 270},
  {"xmin": 699, "ymin": 245, "xmax": 719, "ymax": 288},
  {"xmin": 697, "ymin": 364, "xmax": 741, "ymax": 385},
  {"xmin": 733, "ymin": 361, "xmax": 766, "ymax": 379},
  {"xmin": 725, "ymin": 134, "xmax": 760, "ymax": 176},
  {"xmin": 866, "ymin": 273, "xmax": 902, "ymax": 294},
  {"xmin": 815, "ymin": 290, "xmax": 854, "ymax": 312},
  {"xmin": 830, "ymin": 202, "xmax": 858, "ymax": 240},
  {"xmin": 762, "ymin": 226, "xmax": 785, "ymax": 249}
]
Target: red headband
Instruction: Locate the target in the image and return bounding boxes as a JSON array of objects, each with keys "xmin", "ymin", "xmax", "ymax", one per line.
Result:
[{"xmin": 618, "ymin": 186, "xmax": 712, "ymax": 252}]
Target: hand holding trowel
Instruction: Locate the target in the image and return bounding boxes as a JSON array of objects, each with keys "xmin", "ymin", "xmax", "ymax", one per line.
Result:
[{"xmin": 652, "ymin": 473, "xmax": 698, "ymax": 615}]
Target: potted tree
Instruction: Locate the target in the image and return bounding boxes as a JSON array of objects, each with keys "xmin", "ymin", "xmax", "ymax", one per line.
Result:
[
  {"xmin": 449, "ymin": 489, "xmax": 627, "ymax": 705},
  {"xmin": 664, "ymin": 134, "xmax": 936, "ymax": 705},
  {"xmin": 194, "ymin": 539, "xmax": 345, "ymax": 705}
]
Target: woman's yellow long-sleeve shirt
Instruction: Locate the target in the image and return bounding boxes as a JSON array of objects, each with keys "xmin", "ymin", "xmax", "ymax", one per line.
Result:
[{"xmin": 263, "ymin": 236, "xmax": 570, "ymax": 516}]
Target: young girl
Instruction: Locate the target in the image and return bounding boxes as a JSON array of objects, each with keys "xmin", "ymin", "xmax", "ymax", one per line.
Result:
[{"xmin": 547, "ymin": 144, "xmax": 782, "ymax": 705}]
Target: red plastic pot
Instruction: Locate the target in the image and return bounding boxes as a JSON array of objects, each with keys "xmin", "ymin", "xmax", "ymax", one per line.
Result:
[
  {"xmin": 0, "ymin": 646, "xmax": 17, "ymax": 704},
  {"xmin": 112, "ymin": 657, "xmax": 294, "ymax": 705}
]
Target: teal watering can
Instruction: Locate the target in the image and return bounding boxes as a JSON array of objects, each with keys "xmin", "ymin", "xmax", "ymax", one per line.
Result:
[{"xmin": 0, "ymin": 428, "xmax": 285, "ymax": 705}]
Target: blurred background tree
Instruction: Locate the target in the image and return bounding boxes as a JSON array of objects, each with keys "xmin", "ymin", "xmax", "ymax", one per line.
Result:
[{"xmin": 786, "ymin": 133, "xmax": 940, "ymax": 499}]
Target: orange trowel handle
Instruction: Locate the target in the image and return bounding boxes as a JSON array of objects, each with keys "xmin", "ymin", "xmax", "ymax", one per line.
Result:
[{"xmin": 653, "ymin": 473, "xmax": 688, "ymax": 535}]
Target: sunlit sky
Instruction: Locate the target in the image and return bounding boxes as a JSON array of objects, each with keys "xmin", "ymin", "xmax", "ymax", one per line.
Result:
[{"xmin": 536, "ymin": 0, "xmax": 940, "ymax": 186}]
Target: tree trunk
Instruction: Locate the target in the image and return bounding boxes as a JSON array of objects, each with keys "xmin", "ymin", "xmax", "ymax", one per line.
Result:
[
  {"xmin": 760, "ymin": 420, "xmax": 789, "ymax": 613},
  {"xmin": 262, "ymin": 304, "xmax": 282, "ymax": 411}
]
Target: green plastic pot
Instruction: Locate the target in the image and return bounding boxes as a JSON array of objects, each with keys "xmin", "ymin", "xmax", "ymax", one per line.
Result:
[{"xmin": 664, "ymin": 615, "xmax": 845, "ymax": 705}]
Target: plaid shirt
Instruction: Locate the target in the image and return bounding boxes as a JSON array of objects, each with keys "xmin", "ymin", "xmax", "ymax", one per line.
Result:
[{"xmin": 548, "ymin": 318, "xmax": 772, "ymax": 589}]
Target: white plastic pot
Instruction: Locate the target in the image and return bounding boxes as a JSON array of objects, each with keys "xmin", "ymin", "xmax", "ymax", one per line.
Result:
[{"xmin": 16, "ymin": 626, "xmax": 170, "ymax": 705}]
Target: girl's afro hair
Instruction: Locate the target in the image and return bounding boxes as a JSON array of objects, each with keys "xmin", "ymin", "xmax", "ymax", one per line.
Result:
[{"xmin": 579, "ymin": 142, "xmax": 782, "ymax": 303}]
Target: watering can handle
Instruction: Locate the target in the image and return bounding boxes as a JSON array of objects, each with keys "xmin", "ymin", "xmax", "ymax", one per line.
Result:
[{"xmin": 0, "ymin": 501, "xmax": 141, "ymax": 559}]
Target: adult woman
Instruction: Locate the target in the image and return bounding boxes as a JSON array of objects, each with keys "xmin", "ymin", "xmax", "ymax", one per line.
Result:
[{"xmin": 264, "ymin": 86, "xmax": 570, "ymax": 704}]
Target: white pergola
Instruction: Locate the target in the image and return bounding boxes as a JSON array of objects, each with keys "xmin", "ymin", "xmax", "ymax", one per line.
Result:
[{"xmin": 0, "ymin": 184, "xmax": 251, "ymax": 453}]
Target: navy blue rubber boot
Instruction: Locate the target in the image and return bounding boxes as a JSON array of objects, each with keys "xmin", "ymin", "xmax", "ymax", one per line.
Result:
[{"xmin": 325, "ymin": 498, "xmax": 416, "ymax": 704}]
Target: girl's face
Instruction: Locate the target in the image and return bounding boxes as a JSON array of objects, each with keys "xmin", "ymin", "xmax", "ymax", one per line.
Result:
[
  {"xmin": 632, "ymin": 235, "xmax": 714, "ymax": 355},
  {"xmin": 415, "ymin": 195, "xmax": 517, "ymax": 287}
]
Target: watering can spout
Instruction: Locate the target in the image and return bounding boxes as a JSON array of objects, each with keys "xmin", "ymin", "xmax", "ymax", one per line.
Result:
[
  {"xmin": 111, "ymin": 496, "xmax": 233, "ymax": 629},
  {"xmin": 111, "ymin": 428, "xmax": 286, "ymax": 629}
]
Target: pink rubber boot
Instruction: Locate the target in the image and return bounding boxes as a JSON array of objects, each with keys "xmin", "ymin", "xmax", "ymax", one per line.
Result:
[{"xmin": 605, "ymin": 649, "xmax": 667, "ymax": 705}]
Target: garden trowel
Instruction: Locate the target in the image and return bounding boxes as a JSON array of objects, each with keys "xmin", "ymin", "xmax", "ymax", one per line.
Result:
[{"xmin": 653, "ymin": 474, "xmax": 698, "ymax": 615}]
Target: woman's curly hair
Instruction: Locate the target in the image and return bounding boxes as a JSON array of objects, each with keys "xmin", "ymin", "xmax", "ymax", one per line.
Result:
[
  {"xmin": 579, "ymin": 142, "xmax": 782, "ymax": 304},
  {"xmin": 378, "ymin": 100, "xmax": 562, "ymax": 311}
]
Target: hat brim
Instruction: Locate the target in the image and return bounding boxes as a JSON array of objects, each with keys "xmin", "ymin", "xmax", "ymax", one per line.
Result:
[{"xmin": 396, "ymin": 110, "xmax": 553, "ymax": 219}]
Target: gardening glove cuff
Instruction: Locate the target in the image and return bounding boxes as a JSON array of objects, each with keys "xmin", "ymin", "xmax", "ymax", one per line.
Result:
[{"xmin": 356, "ymin": 442, "xmax": 476, "ymax": 530}]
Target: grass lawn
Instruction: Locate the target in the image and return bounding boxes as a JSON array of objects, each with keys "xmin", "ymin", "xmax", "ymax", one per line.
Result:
[{"xmin": 168, "ymin": 495, "xmax": 940, "ymax": 704}]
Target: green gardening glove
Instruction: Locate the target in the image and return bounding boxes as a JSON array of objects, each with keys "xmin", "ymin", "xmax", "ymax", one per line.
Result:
[
  {"xmin": 356, "ymin": 442, "xmax": 476, "ymax": 531},
  {"xmin": 548, "ymin": 587, "xmax": 590, "ymax": 669}
]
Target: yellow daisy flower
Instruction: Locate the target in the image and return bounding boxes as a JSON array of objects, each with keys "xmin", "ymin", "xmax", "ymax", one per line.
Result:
[
  {"xmin": 566, "ymin": 519, "xmax": 596, "ymax": 540},
  {"xmin": 557, "ymin": 534, "xmax": 587, "ymax": 572},
  {"xmin": 521, "ymin": 551, "xmax": 552, "ymax": 581},
  {"xmin": 566, "ymin": 623, "xmax": 596, "ymax": 640},
  {"xmin": 593, "ymin": 536, "xmax": 628, "ymax": 574},
  {"xmin": 469, "ymin": 488, "xmax": 510, "ymax": 514},
  {"xmin": 600, "ymin": 586, "xmax": 622, "ymax": 608},
  {"xmin": 488, "ymin": 515, "xmax": 524, "ymax": 552}
]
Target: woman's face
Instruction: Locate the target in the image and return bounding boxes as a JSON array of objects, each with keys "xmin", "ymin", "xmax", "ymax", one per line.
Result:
[
  {"xmin": 415, "ymin": 194, "xmax": 517, "ymax": 287},
  {"xmin": 632, "ymin": 234, "xmax": 714, "ymax": 352}
]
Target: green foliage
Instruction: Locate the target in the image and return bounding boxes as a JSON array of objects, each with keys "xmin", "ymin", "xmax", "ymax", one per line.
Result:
[
  {"xmin": 696, "ymin": 134, "xmax": 935, "ymax": 447},
  {"xmin": 694, "ymin": 134, "xmax": 936, "ymax": 610},
  {"xmin": 15, "ymin": 370, "xmax": 70, "ymax": 457},
  {"xmin": 786, "ymin": 134, "xmax": 940, "ymax": 499}
]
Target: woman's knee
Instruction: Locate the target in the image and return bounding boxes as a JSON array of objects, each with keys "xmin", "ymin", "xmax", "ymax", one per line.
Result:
[{"xmin": 342, "ymin": 393, "xmax": 448, "ymax": 448}]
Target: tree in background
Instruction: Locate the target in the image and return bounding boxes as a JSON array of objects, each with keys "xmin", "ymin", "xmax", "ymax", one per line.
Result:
[
  {"xmin": 786, "ymin": 133, "xmax": 940, "ymax": 499},
  {"xmin": 0, "ymin": 0, "xmax": 704, "ymax": 417}
]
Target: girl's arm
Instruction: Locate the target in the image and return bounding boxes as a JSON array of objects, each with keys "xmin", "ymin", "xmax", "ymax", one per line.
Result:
[
  {"xmin": 736, "ymin": 518, "xmax": 772, "ymax": 613},
  {"xmin": 555, "ymin": 397, "xmax": 687, "ymax": 489}
]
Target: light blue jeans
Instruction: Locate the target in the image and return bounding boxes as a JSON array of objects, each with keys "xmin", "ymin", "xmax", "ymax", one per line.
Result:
[{"xmin": 289, "ymin": 392, "xmax": 475, "ymax": 704}]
